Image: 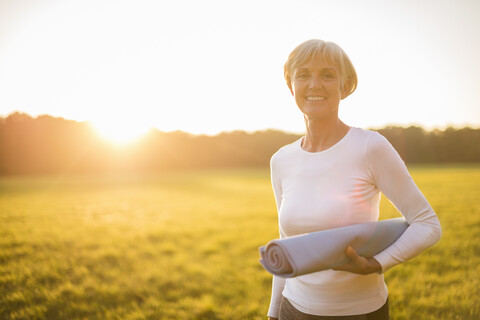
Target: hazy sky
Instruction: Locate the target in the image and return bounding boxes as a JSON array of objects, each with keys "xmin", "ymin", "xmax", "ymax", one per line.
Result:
[{"xmin": 0, "ymin": 0, "xmax": 479, "ymax": 137}]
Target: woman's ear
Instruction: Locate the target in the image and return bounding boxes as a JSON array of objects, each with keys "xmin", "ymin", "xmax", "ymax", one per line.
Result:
[{"xmin": 341, "ymin": 78, "xmax": 352, "ymax": 100}]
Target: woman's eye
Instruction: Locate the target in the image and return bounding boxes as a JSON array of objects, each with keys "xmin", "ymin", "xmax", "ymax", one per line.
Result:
[
  {"xmin": 297, "ymin": 72, "xmax": 309, "ymax": 79},
  {"xmin": 322, "ymin": 73, "xmax": 335, "ymax": 80}
]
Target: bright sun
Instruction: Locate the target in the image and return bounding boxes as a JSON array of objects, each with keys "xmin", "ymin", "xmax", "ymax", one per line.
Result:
[{"xmin": 89, "ymin": 118, "xmax": 151, "ymax": 146}]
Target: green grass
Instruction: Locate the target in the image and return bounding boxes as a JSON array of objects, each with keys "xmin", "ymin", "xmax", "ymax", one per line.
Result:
[{"xmin": 1, "ymin": 165, "xmax": 479, "ymax": 319}]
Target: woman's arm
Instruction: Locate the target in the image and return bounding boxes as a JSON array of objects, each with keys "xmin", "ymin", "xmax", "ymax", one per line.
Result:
[
  {"xmin": 366, "ymin": 133, "xmax": 442, "ymax": 272},
  {"xmin": 266, "ymin": 154, "xmax": 287, "ymax": 318},
  {"xmin": 267, "ymin": 276, "xmax": 286, "ymax": 318}
]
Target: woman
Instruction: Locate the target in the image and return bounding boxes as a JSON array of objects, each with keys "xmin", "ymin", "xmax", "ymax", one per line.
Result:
[{"xmin": 267, "ymin": 39, "xmax": 441, "ymax": 320}]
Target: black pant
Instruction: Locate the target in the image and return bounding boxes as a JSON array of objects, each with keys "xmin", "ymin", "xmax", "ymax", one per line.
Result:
[{"xmin": 278, "ymin": 296, "xmax": 389, "ymax": 320}]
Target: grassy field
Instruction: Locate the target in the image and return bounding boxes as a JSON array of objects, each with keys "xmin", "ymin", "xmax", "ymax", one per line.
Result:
[{"xmin": 1, "ymin": 165, "xmax": 479, "ymax": 319}]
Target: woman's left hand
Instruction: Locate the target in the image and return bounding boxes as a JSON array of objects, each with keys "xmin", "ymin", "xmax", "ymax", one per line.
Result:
[{"xmin": 332, "ymin": 246, "xmax": 382, "ymax": 275}]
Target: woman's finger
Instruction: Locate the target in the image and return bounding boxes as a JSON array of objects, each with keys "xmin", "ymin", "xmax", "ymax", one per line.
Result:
[{"xmin": 345, "ymin": 246, "xmax": 368, "ymax": 268}]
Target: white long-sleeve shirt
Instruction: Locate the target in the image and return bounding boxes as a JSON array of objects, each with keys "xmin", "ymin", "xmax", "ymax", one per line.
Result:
[{"xmin": 267, "ymin": 127, "xmax": 441, "ymax": 318}]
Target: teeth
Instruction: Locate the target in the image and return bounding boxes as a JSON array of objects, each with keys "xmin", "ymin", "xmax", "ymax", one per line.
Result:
[{"xmin": 306, "ymin": 96, "xmax": 326, "ymax": 101}]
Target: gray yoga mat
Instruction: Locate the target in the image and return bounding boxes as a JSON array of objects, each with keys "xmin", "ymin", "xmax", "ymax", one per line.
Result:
[{"xmin": 259, "ymin": 218, "xmax": 408, "ymax": 278}]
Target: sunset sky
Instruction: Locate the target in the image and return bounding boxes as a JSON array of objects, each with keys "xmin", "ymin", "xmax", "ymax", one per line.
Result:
[{"xmin": 0, "ymin": 0, "xmax": 479, "ymax": 141}]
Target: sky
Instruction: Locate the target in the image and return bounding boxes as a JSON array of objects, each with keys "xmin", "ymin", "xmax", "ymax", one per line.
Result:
[{"xmin": 0, "ymin": 0, "xmax": 479, "ymax": 140}]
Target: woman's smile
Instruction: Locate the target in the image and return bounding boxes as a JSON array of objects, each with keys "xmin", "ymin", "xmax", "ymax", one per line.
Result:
[{"xmin": 305, "ymin": 96, "xmax": 326, "ymax": 101}]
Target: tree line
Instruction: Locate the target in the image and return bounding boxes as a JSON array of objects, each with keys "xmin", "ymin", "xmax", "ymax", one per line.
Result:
[{"xmin": 1, "ymin": 112, "xmax": 479, "ymax": 175}]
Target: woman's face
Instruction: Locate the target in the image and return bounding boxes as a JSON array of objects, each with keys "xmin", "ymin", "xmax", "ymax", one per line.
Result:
[{"xmin": 290, "ymin": 58, "xmax": 348, "ymax": 122}]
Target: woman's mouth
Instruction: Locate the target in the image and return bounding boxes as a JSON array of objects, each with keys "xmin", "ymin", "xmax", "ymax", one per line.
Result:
[{"xmin": 306, "ymin": 96, "xmax": 326, "ymax": 101}]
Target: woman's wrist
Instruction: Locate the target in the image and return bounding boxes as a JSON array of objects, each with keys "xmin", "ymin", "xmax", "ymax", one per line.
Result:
[{"xmin": 366, "ymin": 257, "xmax": 382, "ymax": 274}]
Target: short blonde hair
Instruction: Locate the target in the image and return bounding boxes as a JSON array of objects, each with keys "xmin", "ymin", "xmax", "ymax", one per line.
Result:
[{"xmin": 284, "ymin": 39, "xmax": 358, "ymax": 98}]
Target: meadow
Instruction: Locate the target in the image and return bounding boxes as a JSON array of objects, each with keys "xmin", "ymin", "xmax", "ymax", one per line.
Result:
[{"xmin": 1, "ymin": 165, "xmax": 479, "ymax": 320}]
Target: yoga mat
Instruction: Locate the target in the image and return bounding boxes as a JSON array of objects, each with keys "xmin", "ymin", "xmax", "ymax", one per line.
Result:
[{"xmin": 259, "ymin": 218, "xmax": 408, "ymax": 278}]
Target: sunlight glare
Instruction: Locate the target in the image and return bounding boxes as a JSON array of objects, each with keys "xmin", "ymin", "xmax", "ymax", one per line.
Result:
[{"xmin": 90, "ymin": 117, "xmax": 151, "ymax": 146}]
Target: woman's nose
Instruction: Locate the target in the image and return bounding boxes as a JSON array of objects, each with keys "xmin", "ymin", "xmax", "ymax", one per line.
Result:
[{"xmin": 308, "ymin": 76, "xmax": 322, "ymax": 89}]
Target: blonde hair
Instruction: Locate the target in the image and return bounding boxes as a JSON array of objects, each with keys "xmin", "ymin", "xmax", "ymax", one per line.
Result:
[{"xmin": 284, "ymin": 39, "xmax": 358, "ymax": 98}]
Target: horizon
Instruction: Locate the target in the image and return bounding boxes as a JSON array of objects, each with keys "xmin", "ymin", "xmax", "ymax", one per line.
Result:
[
  {"xmin": 2, "ymin": 109, "xmax": 479, "ymax": 177},
  {"xmin": 3, "ymin": 110, "xmax": 479, "ymax": 136}
]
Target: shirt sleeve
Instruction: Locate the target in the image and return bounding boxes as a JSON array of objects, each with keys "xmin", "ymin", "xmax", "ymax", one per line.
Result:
[
  {"xmin": 267, "ymin": 154, "xmax": 286, "ymax": 318},
  {"xmin": 366, "ymin": 132, "xmax": 442, "ymax": 273}
]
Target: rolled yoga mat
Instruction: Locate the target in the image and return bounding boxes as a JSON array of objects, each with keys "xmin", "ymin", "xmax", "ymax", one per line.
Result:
[{"xmin": 259, "ymin": 218, "xmax": 408, "ymax": 278}]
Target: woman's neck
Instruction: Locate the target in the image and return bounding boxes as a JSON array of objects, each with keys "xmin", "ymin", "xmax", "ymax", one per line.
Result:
[{"xmin": 302, "ymin": 117, "xmax": 350, "ymax": 153}]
